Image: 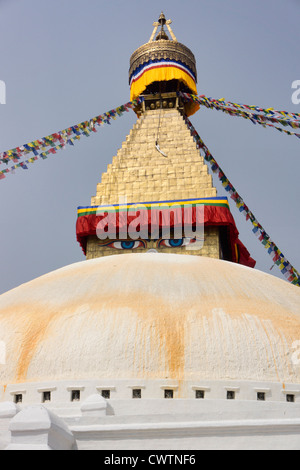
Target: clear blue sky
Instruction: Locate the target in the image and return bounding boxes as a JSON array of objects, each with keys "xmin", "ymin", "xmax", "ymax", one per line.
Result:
[{"xmin": 0, "ymin": 0, "xmax": 299, "ymax": 294}]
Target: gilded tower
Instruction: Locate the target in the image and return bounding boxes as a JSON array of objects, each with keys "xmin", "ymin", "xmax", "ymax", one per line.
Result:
[{"xmin": 76, "ymin": 13, "xmax": 254, "ymax": 268}]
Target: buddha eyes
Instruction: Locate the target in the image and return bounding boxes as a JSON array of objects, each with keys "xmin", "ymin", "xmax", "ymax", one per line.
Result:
[
  {"xmin": 158, "ymin": 238, "xmax": 196, "ymax": 248},
  {"xmin": 101, "ymin": 238, "xmax": 196, "ymax": 250},
  {"xmin": 106, "ymin": 240, "xmax": 145, "ymax": 250}
]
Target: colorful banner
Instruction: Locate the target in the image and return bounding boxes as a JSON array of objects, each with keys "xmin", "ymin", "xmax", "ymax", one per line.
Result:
[
  {"xmin": 0, "ymin": 99, "xmax": 144, "ymax": 178},
  {"xmin": 130, "ymin": 59, "xmax": 199, "ymax": 116},
  {"xmin": 184, "ymin": 115, "xmax": 300, "ymax": 286},
  {"xmin": 180, "ymin": 93, "xmax": 300, "ymax": 138},
  {"xmin": 76, "ymin": 197, "xmax": 255, "ymax": 269}
]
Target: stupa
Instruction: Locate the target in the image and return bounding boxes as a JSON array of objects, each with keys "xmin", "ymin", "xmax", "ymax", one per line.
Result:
[{"xmin": 0, "ymin": 13, "xmax": 299, "ymax": 451}]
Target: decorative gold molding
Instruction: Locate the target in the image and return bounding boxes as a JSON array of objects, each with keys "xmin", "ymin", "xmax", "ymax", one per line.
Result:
[{"xmin": 129, "ymin": 40, "xmax": 197, "ymax": 82}]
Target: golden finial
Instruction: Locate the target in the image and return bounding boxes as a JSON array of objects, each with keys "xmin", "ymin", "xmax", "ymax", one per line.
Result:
[{"xmin": 149, "ymin": 12, "xmax": 177, "ymax": 42}]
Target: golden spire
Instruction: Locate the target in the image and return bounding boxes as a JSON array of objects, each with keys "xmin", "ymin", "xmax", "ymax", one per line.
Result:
[
  {"xmin": 129, "ymin": 12, "xmax": 198, "ymax": 116},
  {"xmin": 149, "ymin": 12, "xmax": 177, "ymax": 42}
]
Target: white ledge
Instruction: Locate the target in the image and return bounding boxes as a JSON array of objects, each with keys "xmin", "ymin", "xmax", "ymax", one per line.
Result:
[
  {"xmin": 127, "ymin": 385, "xmax": 146, "ymax": 389},
  {"xmin": 70, "ymin": 418, "xmax": 300, "ymax": 435},
  {"xmin": 160, "ymin": 385, "xmax": 179, "ymax": 390},
  {"xmin": 37, "ymin": 387, "xmax": 57, "ymax": 393}
]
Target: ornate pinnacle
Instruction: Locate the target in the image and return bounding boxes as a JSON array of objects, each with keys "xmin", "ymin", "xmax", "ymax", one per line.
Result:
[{"xmin": 149, "ymin": 12, "xmax": 177, "ymax": 42}]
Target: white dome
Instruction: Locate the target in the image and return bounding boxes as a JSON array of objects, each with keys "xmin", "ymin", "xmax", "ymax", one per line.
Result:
[{"xmin": 0, "ymin": 253, "xmax": 299, "ymax": 387}]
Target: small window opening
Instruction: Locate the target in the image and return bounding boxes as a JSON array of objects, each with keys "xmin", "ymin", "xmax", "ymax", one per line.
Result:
[
  {"xmin": 14, "ymin": 394, "xmax": 22, "ymax": 404},
  {"xmin": 42, "ymin": 391, "xmax": 51, "ymax": 403},
  {"xmin": 164, "ymin": 389, "xmax": 174, "ymax": 399},
  {"xmin": 195, "ymin": 390, "xmax": 205, "ymax": 399},
  {"xmin": 132, "ymin": 389, "xmax": 142, "ymax": 399},
  {"xmin": 101, "ymin": 389, "xmax": 110, "ymax": 399},
  {"xmin": 227, "ymin": 390, "xmax": 235, "ymax": 400},
  {"xmin": 286, "ymin": 394, "xmax": 295, "ymax": 403},
  {"xmin": 71, "ymin": 390, "xmax": 81, "ymax": 402},
  {"xmin": 257, "ymin": 392, "xmax": 265, "ymax": 401}
]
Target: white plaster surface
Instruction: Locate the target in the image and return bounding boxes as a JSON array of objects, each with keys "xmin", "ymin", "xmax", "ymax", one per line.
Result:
[
  {"xmin": 0, "ymin": 254, "xmax": 299, "ymax": 387},
  {"xmin": 6, "ymin": 405, "xmax": 75, "ymax": 450},
  {"xmin": 0, "ymin": 254, "xmax": 299, "ymax": 449}
]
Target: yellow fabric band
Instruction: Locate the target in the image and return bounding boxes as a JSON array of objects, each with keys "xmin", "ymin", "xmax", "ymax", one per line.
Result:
[{"xmin": 130, "ymin": 64, "xmax": 199, "ymax": 116}]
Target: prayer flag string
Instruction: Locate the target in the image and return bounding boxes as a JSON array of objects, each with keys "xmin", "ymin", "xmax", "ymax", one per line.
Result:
[
  {"xmin": 184, "ymin": 115, "xmax": 300, "ymax": 286},
  {"xmin": 0, "ymin": 99, "xmax": 144, "ymax": 178},
  {"xmin": 180, "ymin": 93, "xmax": 300, "ymax": 139}
]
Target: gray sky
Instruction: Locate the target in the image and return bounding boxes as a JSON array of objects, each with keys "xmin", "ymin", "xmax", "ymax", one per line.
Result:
[{"xmin": 0, "ymin": 0, "xmax": 299, "ymax": 294}]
